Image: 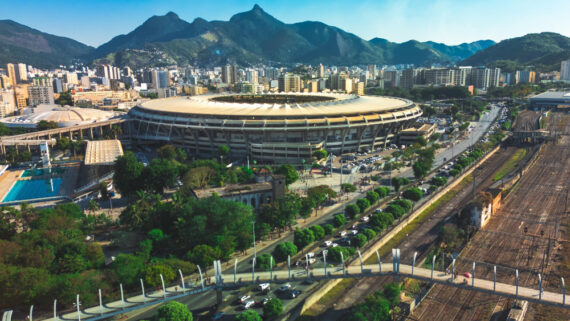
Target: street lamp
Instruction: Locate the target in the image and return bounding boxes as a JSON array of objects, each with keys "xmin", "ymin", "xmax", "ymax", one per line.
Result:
[{"xmin": 252, "ymin": 221, "xmax": 256, "ymax": 259}]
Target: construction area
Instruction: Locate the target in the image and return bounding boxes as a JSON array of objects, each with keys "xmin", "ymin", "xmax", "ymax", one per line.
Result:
[{"xmin": 410, "ymin": 112, "xmax": 570, "ymax": 321}]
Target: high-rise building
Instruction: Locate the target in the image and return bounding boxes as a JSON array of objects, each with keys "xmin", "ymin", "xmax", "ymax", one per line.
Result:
[
  {"xmin": 80, "ymin": 76, "xmax": 90, "ymax": 88},
  {"xmin": 318, "ymin": 64, "xmax": 325, "ymax": 78},
  {"xmin": 453, "ymin": 67, "xmax": 471, "ymax": 86},
  {"xmin": 33, "ymin": 76, "xmax": 51, "ymax": 87},
  {"xmin": 123, "ymin": 66, "xmax": 133, "ymax": 77},
  {"xmin": 6, "ymin": 63, "xmax": 17, "ymax": 87},
  {"xmin": 157, "ymin": 70, "xmax": 169, "ymax": 89},
  {"xmin": 367, "ymin": 64, "xmax": 377, "ymax": 80},
  {"xmin": 329, "ymin": 72, "xmax": 348, "ymax": 90},
  {"xmin": 222, "ymin": 64, "xmax": 238, "ymax": 84},
  {"xmin": 16, "ymin": 63, "xmax": 27, "ymax": 83},
  {"xmin": 0, "ymin": 90, "xmax": 16, "ymax": 118},
  {"xmin": 424, "ymin": 68, "xmax": 455, "ymax": 86},
  {"xmin": 488, "ymin": 68, "xmax": 501, "ymax": 88},
  {"xmin": 0, "ymin": 75, "xmax": 11, "ymax": 89},
  {"xmin": 246, "ymin": 69, "xmax": 259, "ymax": 84},
  {"xmin": 64, "ymin": 72, "xmax": 78, "ymax": 85},
  {"xmin": 341, "ymin": 77, "xmax": 353, "ymax": 93},
  {"xmin": 278, "ymin": 73, "xmax": 300, "ymax": 92},
  {"xmin": 52, "ymin": 78, "xmax": 63, "ymax": 93},
  {"xmin": 28, "ymin": 86, "xmax": 54, "ymax": 106},
  {"xmin": 560, "ymin": 60, "xmax": 570, "ymax": 81},
  {"xmin": 471, "ymin": 67, "xmax": 491, "ymax": 89},
  {"xmin": 516, "ymin": 70, "xmax": 536, "ymax": 84}
]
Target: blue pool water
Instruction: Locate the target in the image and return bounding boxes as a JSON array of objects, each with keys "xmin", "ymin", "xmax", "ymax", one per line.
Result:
[
  {"xmin": 21, "ymin": 167, "xmax": 65, "ymax": 177},
  {"xmin": 3, "ymin": 178, "xmax": 63, "ymax": 202}
]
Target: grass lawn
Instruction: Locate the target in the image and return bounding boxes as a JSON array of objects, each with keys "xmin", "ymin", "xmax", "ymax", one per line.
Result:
[{"xmin": 492, "ymin": 148, "xmax": 527, "ymax": 181}]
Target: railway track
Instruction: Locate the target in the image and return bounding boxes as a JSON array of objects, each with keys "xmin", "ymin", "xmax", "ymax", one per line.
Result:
[{"xmin": 411, "ymin": 113, "xmax": 570, "ymax": 321}]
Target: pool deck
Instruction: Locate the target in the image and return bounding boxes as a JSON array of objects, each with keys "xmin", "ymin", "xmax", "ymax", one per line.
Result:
[{"xmin": 0, "ymin": 169, "xmax": 22, "ymax": 201}]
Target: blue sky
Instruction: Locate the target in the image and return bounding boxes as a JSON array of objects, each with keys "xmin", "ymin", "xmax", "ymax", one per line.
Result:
[{"xmin": 1, "ymin": 0, "xmax": 569, "ymax": 47}]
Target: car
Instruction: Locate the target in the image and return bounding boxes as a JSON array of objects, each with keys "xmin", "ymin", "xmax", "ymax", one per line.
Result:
[
  {"xmin": 361, "ymin": 216, "xmax": 369, "ymax": 222},
  {"xmin": 307, "ymin": 252, "xmax": 315, "ymax": 258},
  {"xmin": 258, "ymin": 283, "xmax": 270, "ymax": 292},
  {"xmin": 239, "ymin": 295, "xmax": 251, "ymax": 303},
  {"xmin": 242, "ymin": 300, "xmax": 256, "ymax": 310},
  {"xmin": 350, "ymin": 229, "xmax": 358, "ymax": 235},
  {"xmin": 331, "ymin": 242, "xmax": 339, "ymax": 247},
  {"xmin": 257, "ymin": 297, "xmax": 271, "ymax": 307},
  {"xmin": 339, "ymin": 231, "xmax": 347, "ymax": 237},
  {"xmin": 375, "ymin": 208, "xmax": 383, "ymax": 214},
  {"xmin": 324, "ymin": 240, "xmax": 333, "ymax": 247},
  {"xmin": 288, "ymin": 289, "xmax": 302, "ymax": 299},
  {"xmin": 279, "ymin": 283, "xmax": 292, "ymax": 292}
]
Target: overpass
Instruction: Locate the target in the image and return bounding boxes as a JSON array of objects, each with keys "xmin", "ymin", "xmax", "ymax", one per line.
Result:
[
  {"xmin": 0, "ymin": 118, "xmax": 127, "ymax": 157},
  {"xmin": 3, "ymin": 249, "xmax": 568, "ymax": 321},
  {"xmin": 511, "ymin": 130, "xmax": 554, "ymax": 144}
]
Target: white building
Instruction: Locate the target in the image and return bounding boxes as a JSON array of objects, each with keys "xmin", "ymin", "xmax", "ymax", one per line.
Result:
[{"xmin": 561, "ymin": 59, "xmax": 570, "ymax": 81}]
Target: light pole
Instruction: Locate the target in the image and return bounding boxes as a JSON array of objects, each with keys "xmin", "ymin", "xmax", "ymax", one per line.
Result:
[{"xmin": 252, "ymin": 221, "xmax": 256, "ymax": 259}]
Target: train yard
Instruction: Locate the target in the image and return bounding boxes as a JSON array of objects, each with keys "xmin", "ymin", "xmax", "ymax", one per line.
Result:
[{"xmin": 411, "ymin": 112, "xmax": 570, "ymax": 321}]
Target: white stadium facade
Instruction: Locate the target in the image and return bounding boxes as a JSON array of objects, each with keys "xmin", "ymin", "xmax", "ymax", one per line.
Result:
[{"xmin": 128, "ymin": 93, "xmax": 422, "ymax": 163}]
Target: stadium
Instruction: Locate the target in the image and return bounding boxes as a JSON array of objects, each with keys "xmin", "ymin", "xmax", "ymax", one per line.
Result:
[{"xmin": 128, "ymin": 93, "xmax": 421, "ymax": 163}]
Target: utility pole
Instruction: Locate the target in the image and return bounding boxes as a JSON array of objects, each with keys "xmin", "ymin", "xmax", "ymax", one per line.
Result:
[{"xmin": 252, "ymin": 221, "xmax": 256, "ymax": 259}]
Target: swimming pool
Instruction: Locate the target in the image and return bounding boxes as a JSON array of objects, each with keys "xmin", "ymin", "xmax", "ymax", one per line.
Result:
[
  {"xmin": 21, "ymin": 167, "xmax": 65, "ymax": 177},
  {"xmin": 3, "ymin": 178, "xmax": 63, "ymax": 202}
]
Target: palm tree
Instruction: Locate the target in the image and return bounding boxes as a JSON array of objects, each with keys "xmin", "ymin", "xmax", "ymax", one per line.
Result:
[
  {"xmin": 111, "ymin": 125, "xmax": 123, "ymax": 139},
  {"xmin": 88, "ymin": 199, "xmax": 100, "ymax": 215}
]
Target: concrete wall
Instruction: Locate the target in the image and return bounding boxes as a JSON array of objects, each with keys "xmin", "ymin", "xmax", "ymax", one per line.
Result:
[{"xmin": 299, "ymin": 145, "xmax": 501, "ymax": 315}]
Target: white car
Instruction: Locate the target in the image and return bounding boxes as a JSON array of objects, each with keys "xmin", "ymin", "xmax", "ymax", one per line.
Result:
[
  {"xmin": 307, "ymin": 252, "xmax": 315, "ymax": 258},
  {"xmin": 361, "ymin": 216, "xmax": 369, "ymax": 222},
  {"xmin": 331, "ymin": 243, "xmax": 339, "ymax": 247},
  {"xmin": 339, "ymin": 231, "xmax": 347, "ymax": 237},
  {"xmin": 258, "ymin": 283, "xmax": 270, "ymax": 292},
  {"xmin": 350, "ymin": 229, "xmax": 358, "ymax": 235},
  {"xmin": 242, "ymin": 300, "xmax": 256, "ymax": 310},
  {"xmin": 240, "ymin": 295, "xmax": 251, "ymax": 303},
  {"xmin": 324, "ymin": 240, "xmax": 333, "ymax": 247}
]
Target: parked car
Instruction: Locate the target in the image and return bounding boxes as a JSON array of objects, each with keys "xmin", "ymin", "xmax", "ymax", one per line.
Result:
[
  {"xmin": 239, "ymin": 295, "xmax": 251, "ymax": 303},
  {"xmin": 279, "ymin": 283, "xmax": 292, "ymax": 292},
  {"xmin": 242, "ymin": 300, "xmax": 256, "ymax": 310},
  {"xmin": 287, "ymin": 289, "xmax": 302, "ymax": 299},
  {"xmin": 258, "ymin": 283, "xmax": 270, "ymax": 292}
]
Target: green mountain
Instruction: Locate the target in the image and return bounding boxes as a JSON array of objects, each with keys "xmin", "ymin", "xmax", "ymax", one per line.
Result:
[
  {"xmin": 0, "ymin": 20, "xmax": 94, "ymax": 68},
  {"xmin": 461, "ymin": 32, "xmax": 570, "ymax": 70},
  {"xmin": 424, "ymin": 40, "xmax": 496, "ymax": 62},
  {"xmin": 93, "ymin": 5, "xmax": 494, "ymax": 68}
]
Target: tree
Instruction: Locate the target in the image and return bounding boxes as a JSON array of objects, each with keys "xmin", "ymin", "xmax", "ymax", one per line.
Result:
[
  {"xmin": 356, "ymin": 198, "xmax": 371, "ymax": 212},
  {"xmin": 383, "ymin": 282, "xmax": 402, "ymax": 307},
  {"xmin": 307, "ymin": 185, "xmax": 337, "ymax": 207},
  {"xmin": 333, "ymin": 213, "xmax": 347, "ymax": 227},
  {"xmin": 187, "ymin": 244, "xmax": 220, "ymax": 268},
  {"xmin": 391, "ymin": 177, "xmax": 410, "ymax": 192},
  {"xmin": 353, "ymin": 233, "xmax": 367, "ymax": 247},
  {"xmin": 218, "ymin": 144, "xmax": 230, "ymax": 158},
  {"xmin": 313, "ymin": 149, "xmax": 328, "ymax": 160},
  {"xmin": 374, "ymin": 186, "xmax": 390, "ymax": 198},
  {"xmin": 144, "ymin": 158, "xmax": 179, "ymax": 193},
  {"xmin": 392, "ymin": 199, "xmax": 412, "ymax": 212},
  {"xmin": 412, "ymin": 161, "xmax": 431, "ymax": 179},
  {"xmin": 236, "ymin": 310, "xmax": 262, "ymax": 321},
  {"xmin": 114, "ymin": 152, "xmax": 144, "ymax": 197},
  {"xmin": 402, "ymin": 188, "xmax": 423, "ymax": 202},
  {"xmin": 264, "ymin": 298, "xmax": 284, "ymax": 319},
  {"xmin": 183, "ymin": 166, "xmax": 216, "ymax": 189},
  {"xmin": 366, "ymin": 191, "xmax": 380, "ymax": 204},
  {"xmin": 323, "ymin": 223, "xmax": 334, "ymax": 235},
  {"xmin": 156, "ymin": 301, "xmax": 193, "ymax": 321},
  {"xmin": 299, "ymin": 197, "xmax": 315, "ymax": 219},
  {"xmin": 113, "ymin": 254, "xmax": 144, "ymax": 287},
  {"xmin": 273, "ymin": 242, "xmax": 297, "ymax": 262},
  {"xmin": 363, "ymin": 228, "xmax": 376, "ymax": 240},
  {"xmin": 256, "ymin": 253, "xmax": 274, "ymax": 271},
  {"xmin": 144, "ymin": 263, "xmax": 175, "ymax": 287},
  {"xmin": 310, "ymin": 225, "xmax": 325, "ymax": 240},
  {"xmin": 276, "ymin": 164, "xmax": 299, "ymax": 185},
  {"xmin": 55, "ymin": 90, "xmax": 73, "ymax": 106},
  {"xmin": 56, "ymin": 136, "xmax": 70, "ymax": 151},
  {"xmin": 294, "ymin": 228, "xmax": 315, "ymax": 249},
  {"xmin": 349, "ymin": 294, "xmax": 390, "ymax": 321},
  {"xmin": 431, "ymin": 176, "xmax": 447, "ymax": 187},
  {"xmin": 327, "ymin": 246, "xmax": 350, "ymax": 262},
  {"xmin": 37, "ymin": 120, "xmax": 58, "ymax": 130},
  {"xmin": 342, "ymin": 183, "xmax": 357, "ymax": 193},
  {"xmin": 87, "ymin": 199, "xmax": 100, "ymax": 215},
  {"xmin": 157, "ymin": 145, "xmax": 177, "ymax": 160},
  {"xmin": 345, "ymin": 204, "xmax": 360, "ymax": 218},
  {"xmin": 384, "ymin": 204, "xmax": 405, "ymax": 219},
  {"xmin": 449, "ymin": 169, "xmax": 460, "ymax": 176}
]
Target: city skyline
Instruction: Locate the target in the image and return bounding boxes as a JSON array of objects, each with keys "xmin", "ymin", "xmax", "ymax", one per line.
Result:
[{"xmin": 1, "ymin": 0, "xmax": 569, "ymax": 47}]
